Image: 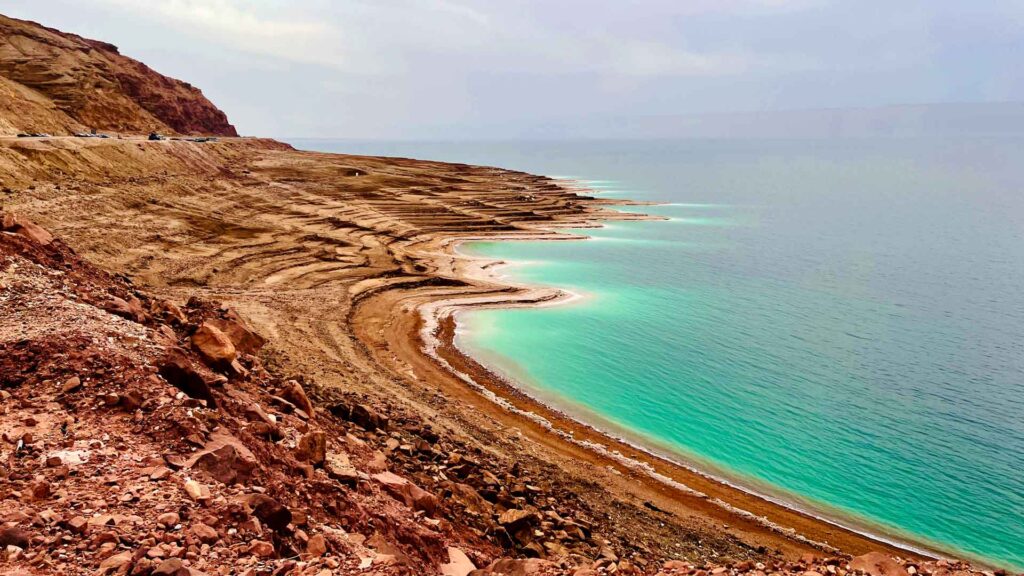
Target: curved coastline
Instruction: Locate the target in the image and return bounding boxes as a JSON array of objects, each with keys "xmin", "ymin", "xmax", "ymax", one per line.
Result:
[
  {"xmin": 409, "ymin": 196, "xmax": 971, "ymax": 566},
  {"xmin": 447, "ymin": 298, "xmax": 954, "ymax": 562}
]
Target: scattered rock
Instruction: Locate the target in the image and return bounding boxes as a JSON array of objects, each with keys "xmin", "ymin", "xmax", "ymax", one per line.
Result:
[
  {"xmin": 152, "ymin": 558, "xmax": 185, "ymax": 576},
  {"xmin": 372, "ymin": 471, "xmax": 439, "ymax": 516},
  {"xmin": 450, "ymin": 482, "xmax": 493, "ymax": 516},
  {"xmin": 61, "ymin": 375, "xmax": 82, "ymax": 394},
  {"xmin": 191, "ymin": 522, "xmax": 219, "ymax": 544},
  {"xmin": 498, "ymin": 509, "xmax": 540, "ymax": 534},
  {"xmin": 295, "ymin": 430, "xmax": 327, "ymax": 465},
  {"xmin": 157, "ymin": 512, "xmax": 180, "ymax": 528},
  {"xmin": 97, "ymin": 550, "xmax": 133, "ymax": 575},
  {"xmin": 209, "ymin": 314, "xmax": 265, "ymax": 355},
  {"xmin": 66, "ymin": 515, "xmax": 89, "ymax": 534},
  {"xmin": 850, "ymin": 552, "xmax": 911, "ymax": 576},
  {"xmin": 191, "ymin": 321, "xmax": 237, "ymax": 367},
  {"xmin": 183, "ymin": 479, "xmax": 210, "ymax": 502},
  {"xmin": 328, "ymin": 401, "xmax": 387, "ymax": 430},
  {"xmin": 325, "ymin": 451, "xmax": 360, "ymax": 485},
  {"xmin": 188, "ymin": 432, "xmax": 258, "ymax": 485},
  {"xmin": 0, "ymin": 527, "xmax": 30, "ymax": 549},
  {"xmin": 306, "ymin": 533, "xmax": 327, "ymax": 558},
  {"xmin": 442, "ymin": 546, "xmax": 477, "ymax": 576},
  {"xmin": 282, "ymin": 380, "xmax": 315, "ymax": 419},
  {"xmin": 103, "ymin": 295, "xmax": 147, "ymax": 323},
  {"xmin": 472, "ymin": 558, "xmax": 554, "ymax": 576},
  {"xmin": 154, "ymin": 300, "xmax": 188, "ymax": 325},
  {"xmin": 248, "ymin": 539, "xmax": 275, "ymax": 558},
  {"xmin": 241, "ymin": 493, "xmax": 292, "ymax": 531},
  {"xmin": 1, "ymin": 211, "xmax": 54, "ymax": 245},
  {"xmin": 158, "ymin": 348, "xmax": 216, "ymax": 406}
]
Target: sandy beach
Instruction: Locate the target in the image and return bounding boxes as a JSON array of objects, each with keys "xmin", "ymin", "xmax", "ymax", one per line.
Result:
[{"xmin": 351, "ymin": 226, "xmax": 952, "ymax": 565}]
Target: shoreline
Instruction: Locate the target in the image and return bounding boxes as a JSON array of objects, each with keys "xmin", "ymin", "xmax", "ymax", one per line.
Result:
[
  {"xmin": 378, "ymin": 195, "xmax": 971, "ymax": 565},
  {"xmin": 446, "ymin": 295, "xmax": 952, "ymax": 563},
  {"xmin": 6, "ymin": 134, "xmax": 1002, "ymax": 570}
]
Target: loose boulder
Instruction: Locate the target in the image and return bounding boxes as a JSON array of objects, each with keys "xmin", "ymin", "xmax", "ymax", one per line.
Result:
[
  {"xmin": 188, "ymin": 432, "xmax": 258, "ymax": 485},
  {"xmin": 470, "ymin": 558, "xmax": 554, "ymax": 576},
  {"xmin": 1, "ymin": 212, "xmax": 53, "ymax": 245},
  {"xmin": 0, "ymin": 527, "xmax": 30, "ymax": 549},
  {"xmin": 306, "ymin": 534, "xmax": 328, "ymax": 558},
  {"xmin": 191, "ymin": 322, "xmax": 237, "ymax": 368},
  {"xmin": 441, "ymin": 547, "xmax": 477, "ymax": 576},
  {"xmin": 498, "ymin": 509, "xmax": 540, "ymax": 534},
  {"xmin": 372, "ymin": 471, "xmax": 439, "ymax": 516},
  {"xmin": 325, "ymin": 451, "xmax": 361, "ymax": 485},
  {"xmin": 209, "ymin": 313, "xmax": 265, "ymax": 355},
  {"xmin": 849, "ymin": 553, "xmax": 910, "ymax": 576},
  {"xmin": 103, "ymin": 295, "xmax": 147, "ymax": 323},
  {"xmin": 329, "ymin": 401, "xmax": 387, "ymax": 431},
  {"xmin": 158, "ymin": 348, "xmax": 216, "ymax": 407},
  {"xmin": 240, "ymin": 493, "xmax": 292, "ymax": 531},
  {"xmin": 295, "ymin": 430, "xmax": 327, "ymax": 465},
  {"xmin": 450, "ymin": 483, "xmax": 493, "ymax": 516},
  {"xmin": 282, "ymin": 380, "xmax": 315, "ymax": 419}
]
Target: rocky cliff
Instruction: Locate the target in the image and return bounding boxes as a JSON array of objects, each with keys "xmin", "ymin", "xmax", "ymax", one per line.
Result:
[{"xmin": 0, "ymin": 14, "xmax": 237, "ymax": 136}]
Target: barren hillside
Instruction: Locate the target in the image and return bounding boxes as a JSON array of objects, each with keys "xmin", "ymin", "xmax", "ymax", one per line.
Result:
[{"xmin": 0, "ymin": 14, "xmax": 236, "ymax": 136}]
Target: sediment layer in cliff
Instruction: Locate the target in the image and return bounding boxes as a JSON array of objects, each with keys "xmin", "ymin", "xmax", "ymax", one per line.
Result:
[{"xmin": 0, "ymin": 14, "xmax": 237, "ymax": 136}]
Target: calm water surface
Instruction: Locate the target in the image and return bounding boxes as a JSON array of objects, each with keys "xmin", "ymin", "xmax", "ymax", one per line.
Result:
[{"xmin": 288, "ymin": 138, "xmax": 1024, "ymax": 569}]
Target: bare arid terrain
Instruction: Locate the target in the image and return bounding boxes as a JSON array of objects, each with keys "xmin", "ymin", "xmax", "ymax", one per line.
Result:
[
  {"xmin": 0, "ymin": 14, "xmax": 235, "ymax": 137},
  {"xmin": 0, "ymin": 13, "xmax": 1006, "ymax": 576}
]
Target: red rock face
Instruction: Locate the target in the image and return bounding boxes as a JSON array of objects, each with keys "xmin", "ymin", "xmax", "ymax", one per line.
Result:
[{"xmin": 0, "ymin": 14, "xmax": 238, "ymax": 136}]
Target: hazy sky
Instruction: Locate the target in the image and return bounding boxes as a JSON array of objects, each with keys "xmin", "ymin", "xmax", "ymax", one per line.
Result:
[{"xmin": 6, "ymin": 1, "xmax": 1023, "ymax": 138}]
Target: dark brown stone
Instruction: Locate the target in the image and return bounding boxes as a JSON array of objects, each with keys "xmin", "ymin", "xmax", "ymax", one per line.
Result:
[
  {"xmin": 189, "ymin": 434, "xmax": 258, "ymax": 485},
  {"xmin": 242, "ymin": 493, "xmax": 292, "ymax": 531},
  {"xmin": 0, "ymin": 526, "xmax": 31, "ymax": 548},
  {"xmin": 158, "ymin": 348, "xmax": 216, "ymax": 407}
]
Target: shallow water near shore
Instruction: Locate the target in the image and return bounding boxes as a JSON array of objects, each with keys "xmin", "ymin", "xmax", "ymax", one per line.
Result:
[{"xmin": 289, "ymin": 138, "xmax": 1024, "ymax": 569}]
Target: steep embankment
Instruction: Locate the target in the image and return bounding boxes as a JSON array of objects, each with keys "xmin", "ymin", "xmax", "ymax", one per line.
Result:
[{"xmin": 0, "ymin": 14, "xmax": 236, "ymax": 136}]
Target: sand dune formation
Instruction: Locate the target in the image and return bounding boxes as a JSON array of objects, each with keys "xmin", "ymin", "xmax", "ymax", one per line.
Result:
[{"xmin": 0, "ymin": 14, "xmax": 1005, "ymax": 576}]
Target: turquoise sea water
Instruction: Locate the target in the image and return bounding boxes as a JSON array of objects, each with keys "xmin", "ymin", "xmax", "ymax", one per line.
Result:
[{"xmin": 288, "ymin": 138, "xmax": 1024, "ymax": 569}]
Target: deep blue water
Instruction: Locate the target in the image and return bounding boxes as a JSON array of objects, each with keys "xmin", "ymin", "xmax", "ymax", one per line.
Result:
[{"xmin": 287, "ymin": 138, "xmax": 1024, "ymax": 569}]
